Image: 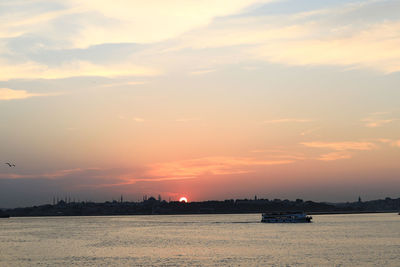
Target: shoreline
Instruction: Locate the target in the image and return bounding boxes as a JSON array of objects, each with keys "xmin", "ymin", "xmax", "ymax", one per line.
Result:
[
  {"xmin": 2, "ymin": 210, "xmax": 398, "ymax": 218},
  {"xmin": 3, "ymin": 197, "xmax": 399, "ymax": 218}
]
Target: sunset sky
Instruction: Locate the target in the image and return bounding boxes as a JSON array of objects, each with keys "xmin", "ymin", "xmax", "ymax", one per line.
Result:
[{"xmin": 1, "ymin": 0, "xmax": 400, "ymax": 207}]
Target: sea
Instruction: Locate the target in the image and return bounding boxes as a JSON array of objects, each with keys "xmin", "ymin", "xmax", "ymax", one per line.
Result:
[{"xmin": 0, "ymin": 213, "xmax": 399, "ymax": 266}]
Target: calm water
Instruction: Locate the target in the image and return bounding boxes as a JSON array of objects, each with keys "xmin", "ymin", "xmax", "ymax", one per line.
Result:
[{"xmin": 0, "ymin": 213, "xmax": 399, "ymax": 266}]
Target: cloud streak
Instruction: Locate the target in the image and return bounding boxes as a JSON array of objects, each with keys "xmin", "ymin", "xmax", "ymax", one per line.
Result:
[
  {"xmin": 0, "ymin": 168, "xmax": 103, "ymax": 180},
  {"xmin": 301, "ymin": 140, "xmax": 380, "ymax": 161},
  {"xmin": 318, "ymin": 152, "xmax": 352, "ymax": 161},
  {"xmin": 361, "ymin": 112, "xmax": 397, "ymax": 128},
  {"xmin": 133, "ymin": 117, "xmax": 145, "ymax": 122},
  {"xmin": 0, "ymin": 88, "xmax": 55, "ymax": 100},
  {"xmin": 0, "ymin": 60, "xmax": 160, "ymax": 81},
  {"xmin": 301, "ymin": 141, "xmax": 376, "ymax": 151},
  {"xmin": 190, "ymin": 69, "xmax": 217, "ymax": 75},
  {"xmin": 392, "ymin": 140, "xmax": 400, "ymax": 148},
  {"xmin": 147, "ymin": 156, "xmax": 295, "ymax": 179},
  {"xmin": 263, "ymin": 118, "xmax": 313, "ymax": 124},
  {"xmin": 253, "ymin": 21, "xmax": 400, "ymax": 73}
]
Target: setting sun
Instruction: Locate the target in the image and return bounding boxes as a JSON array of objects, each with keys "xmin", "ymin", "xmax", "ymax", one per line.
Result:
[{"xmin": 179, "ymin": 197, "xmax": 188, "ymax": 203}]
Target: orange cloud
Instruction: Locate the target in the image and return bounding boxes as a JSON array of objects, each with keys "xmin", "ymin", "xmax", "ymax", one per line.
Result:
[
  {"xmin": 263, "ymin": 118, "xmax": 313, "ymax": 124},
  {"xmin": 249, "ymin": 149, "xmax": 306, "ymax": 160},
  {"xmin": 318, "ymin": 152, "xmax": 352, "ymax": 161},
  {"xmin": 147, "ymin": 156, "xmax": 295, "ymax": 179},
  {"xmin": 364, "ymin": 120, "xmax": 394, "ymax": 128},
  {"xmin": 133, "ymin": 117, "xmax": 145, "ymax": 122},
  {"xmin": 361, "ymin": 112, "xmax": 397, "ymax": 128},
  {"xmin": 301, "ymin": 141, "xmax": 376, "ymax": 151},
  {"xmin": 301, "ymin": 140, "xmax": 378, "ymax": 161},
  {"xmin": 392, "ymin": 140, "xmax": 400, "ymax": 148}
]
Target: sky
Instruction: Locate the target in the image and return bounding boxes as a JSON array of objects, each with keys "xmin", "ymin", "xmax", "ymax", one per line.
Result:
[{"xmin": 1, "ymin": 0, "xmax": 400, "ymax": 208}]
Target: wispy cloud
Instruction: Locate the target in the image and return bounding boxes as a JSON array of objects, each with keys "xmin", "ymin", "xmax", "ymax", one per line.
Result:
[
  {"xmin": 0, "ymin": 168, "xmax": 101, "ymax": 180},
  {"xmin": 0, "ymin": 60, "xmax": 160, "ymax": 81},
  {"xmin": 263, "ymin": 118, "xmax": 313, "ymax": 124},
  {"xmin": 175, "ymin": 118, "xmax": 201, "ymax": 123},
  {"xmin": 68, "ymin": 0, "xmax": 275, "ymax": 48},
  {"xmin": 392, "ymin": 140, "xmax": 400, "ymax": 148},
  {"xmin": 369, "ymin": 138, "xmax": 400, "ymax": 148},
  {"xmin": 300, "ymin": 127, "xmax": 320, "ymax": 136},
  {"xmin": 301, "ymin": 140, "xmax": 378, "ymax": 161},
  {"xmin": 361, "ymin": 112, "xmax": 397, "ymax": 128},
  {"xmin": 253, "ymin": 21, "xmax": 400, "ymax": 73},
  {"xmin": 318, "ymin": 152, "xmax": 352, "ymax": 161},
  {"xmin": 0, "ymin": 156, "xmax": 293, "ymax": 185},
  {"xmin": 99, "ymin": 81, "xmax": 147, "ymax": 88},
  {"xmin": 190, "ymin": 69, "xmax": 217, "ymax": 75},
  {"xmin": 147, "ymin": 156, "xmax": 295, "ymax": 179},
  {"xmin": 0, "ymin": 6, "xmax": 78, "ymax": 39},
  {"xmin": 249, "ymin": 148, "xmax": 306, "ymax": 160},
  {"xmin": 2, "ymin": 0, "xmax": 398, "ymax": 84},
  {"xmin": 133, "ymin": 117, "xmax": 145, "ymax": 122},
  {"xmin": 0, "ymin": 88, "xmax": 56, "ymax": 100},
  {"xmin": 375, "ymin": 138, "xmax": 392, "ymax": 144},
  {"xmin": 0, "ymin": 0, "xmax": 273, "ymax": 49},
  {"xmin": 178, "ymin": 1, "xmax": 400, "ymax": 73},
  {"xmin": 301, "ymin": 141, "xmax": 376, "ymax": 151},
  {"xmin": 118, "ymin": 115, "xmax": 146, "ymax": 122}
]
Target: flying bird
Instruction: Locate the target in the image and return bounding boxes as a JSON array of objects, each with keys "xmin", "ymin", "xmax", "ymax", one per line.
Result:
[{"xmin": 5, "ymin": 163, "xmax": 15, "ymax": 167}]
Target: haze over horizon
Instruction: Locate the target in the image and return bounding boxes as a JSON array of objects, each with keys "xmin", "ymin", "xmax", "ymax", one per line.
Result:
[{"xmin": 1, "ymin": 0, "xmax": 400, "ymax": 208}]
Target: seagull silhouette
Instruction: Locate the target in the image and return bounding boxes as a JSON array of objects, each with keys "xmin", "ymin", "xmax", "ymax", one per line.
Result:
[{"xmin": 5, "ymin": 163, "xmax": 15, "ymax": 167}]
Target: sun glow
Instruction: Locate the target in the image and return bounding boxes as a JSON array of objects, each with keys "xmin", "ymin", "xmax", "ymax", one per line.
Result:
[{"xmin": 179, "ymin": 197, "xmax": 188, "ymax": 203}]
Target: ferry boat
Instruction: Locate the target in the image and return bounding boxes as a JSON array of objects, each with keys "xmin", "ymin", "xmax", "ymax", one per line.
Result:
[{"xmin": 261, "ymin": 212, "xmax": 312, "ymax": 223}]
